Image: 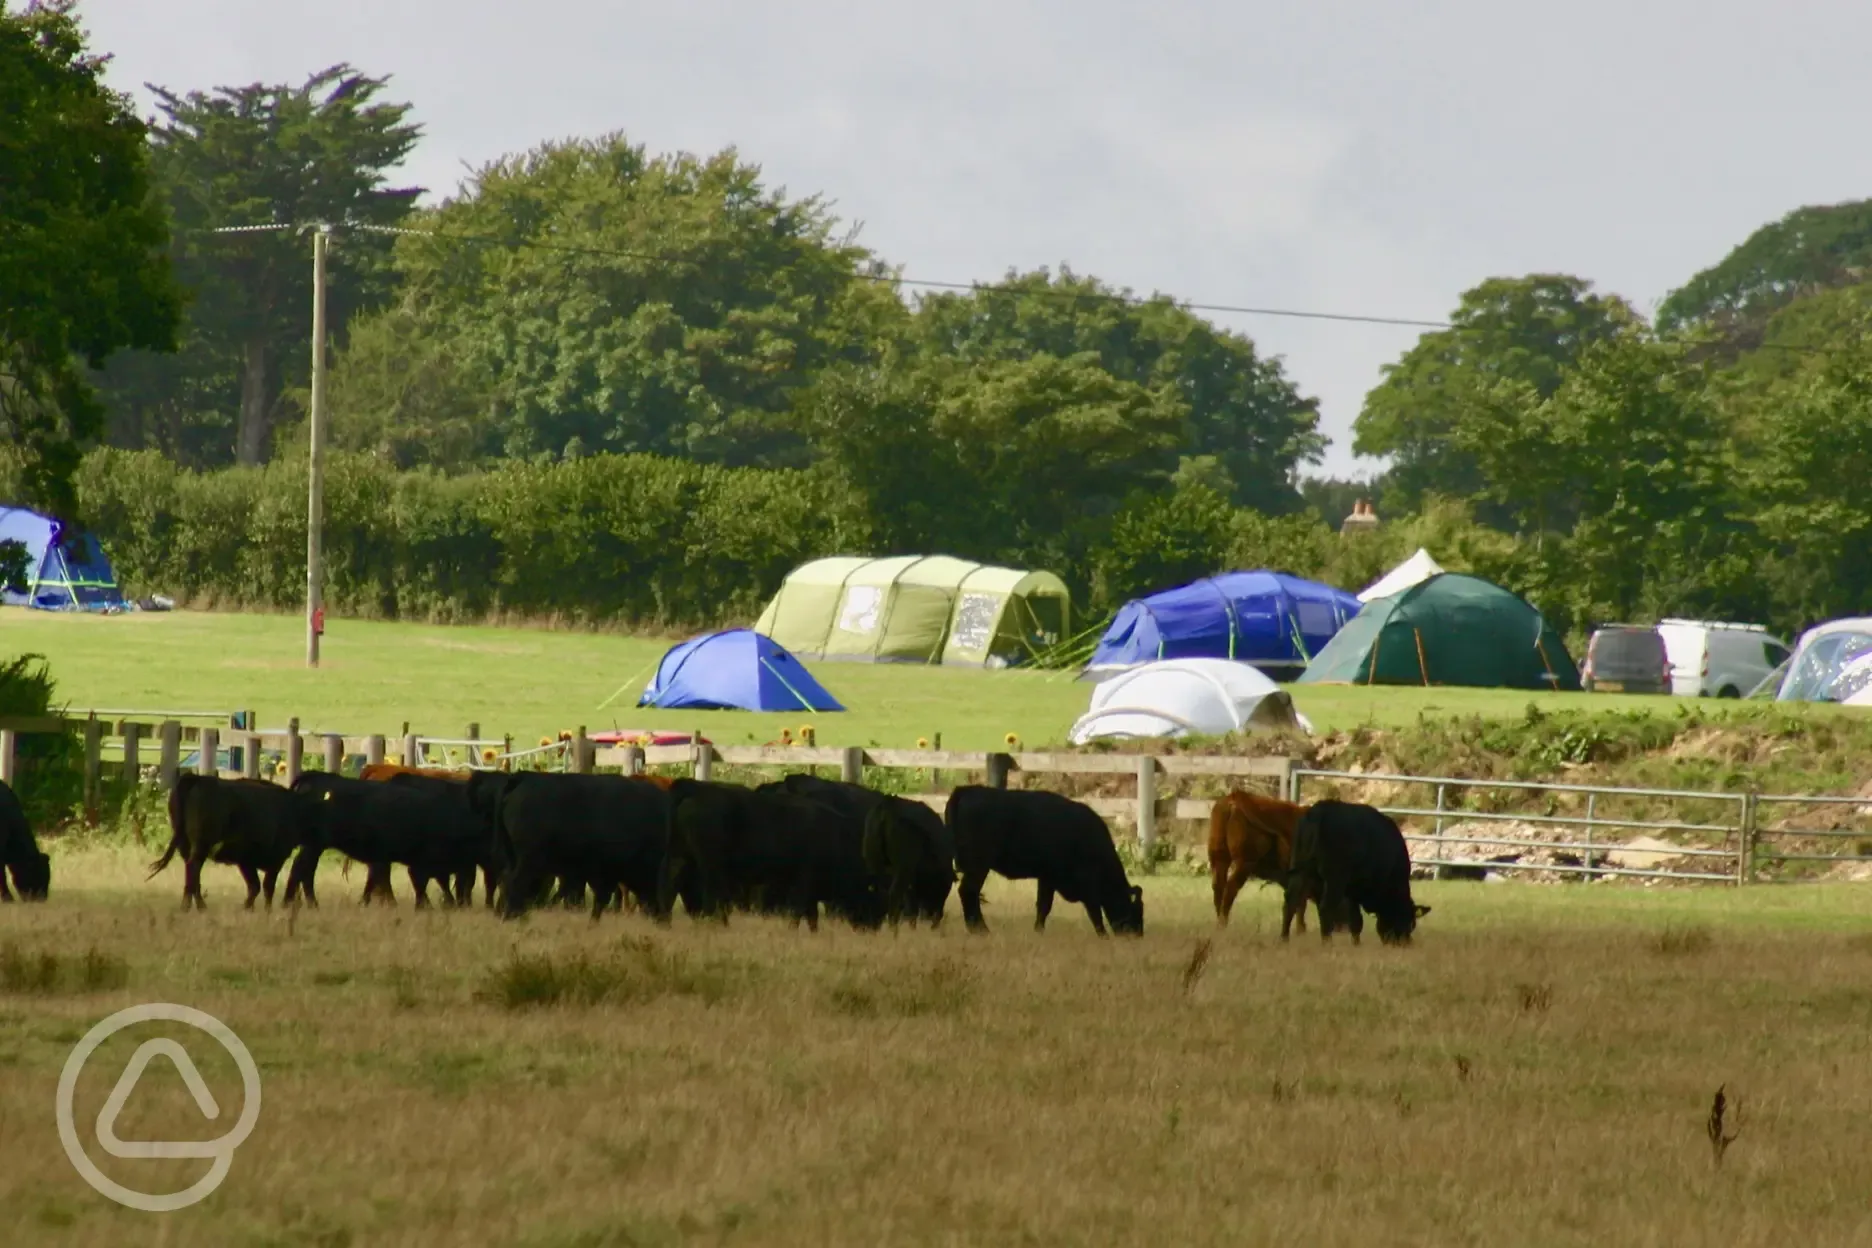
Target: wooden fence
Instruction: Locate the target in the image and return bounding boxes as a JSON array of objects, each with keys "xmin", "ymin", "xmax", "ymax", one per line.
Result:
[{"xmin": 0, "ymin": 714, "xmax": 1293, "ymax": 854}]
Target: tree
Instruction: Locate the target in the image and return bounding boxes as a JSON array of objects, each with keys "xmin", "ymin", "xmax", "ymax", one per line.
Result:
[
  {"xmin": 1354, "ymin": 275, "xmax": 1641, "ymax": 522},
  {"xmin": 0, "ymin": 0, "xmax": 182, "ymax": 513},
  {"xmin": 907, "ymin": 268, "xmax": 1323, "ymax": 508},
  {"xmin": 1090, "ymin": 480, "xmax": 1233, "ymax": 611},
  {"xmin": 332, "ymin": 135, "xmax": 895, "ymax": 470},
  {"xmin": 1656, "ymin": 200, "xmax": 1872, "ymax": 347},
  {"xmin": 104, "ymin": 64, "xmax": 422, "ymax": 466}
]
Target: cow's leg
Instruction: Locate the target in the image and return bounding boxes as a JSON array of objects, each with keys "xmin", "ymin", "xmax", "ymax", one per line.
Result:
[
  {"xmin": 1346, "ymin": 903, "xmax": 1364, "ymax": 946},
  {"xmin": 1282, "ymin": 874, "xmax": 1312, "ymax": 941},
  {"xmin": 0, "ymin": 873, "xmax": 14, "ymax": 902},
  {"xmin": 1034, "ymin": 880, "xmax": 1056, "ymax": 931},
  {"xmin": 234, "ymin": 863, "xmax": 263, "ymax": 907},
  {"xmin": 959, "ymin": 868, "xmax": 990, "ymax": 933},
  {"xmin": 261, "ymin": 866, "xmax": 281, "ymax": 909},
  {"xmin": 1318, "ymin": 878, "xmax": 1349, "ymax": 943},
  {"xmin": 1084, "ymin": 900, "xmax": 1109, "ymax": 936},
  {"xmin": 1209, "ymin": 845, "xmax": 1232, "ymax": 924},
  {"xmin": 183, "ymin": 851, "xmax": 208, "ymax": 910},
  {"xmin": 1219, "ymin": 858, "xmax": 1255, "ymax": 926},
  {"xmin": 409, "ymin": 867, "xmax": 431, "ymax": 910},
  {"xmin": 482, "ymin": 865, "xmax": 498, "ymax": 908}
]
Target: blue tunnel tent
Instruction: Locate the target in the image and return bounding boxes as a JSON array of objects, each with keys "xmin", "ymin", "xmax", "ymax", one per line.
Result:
[
  {"xmin": 639, "ymin": 629, "xmax": 845, "ymax": 712},
  {"xmin": 0, "ymin": 507, "xmax": 124, "ymax": 611},
  {"xmin": 1084, "ymin": 570, "xmax": 1362, "ymax": 682}
]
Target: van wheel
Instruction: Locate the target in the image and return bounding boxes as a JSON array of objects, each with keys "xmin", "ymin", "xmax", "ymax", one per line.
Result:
[{"xmin": 1717, "ymin": 686, "xmax": 1740, "ymax": 699}]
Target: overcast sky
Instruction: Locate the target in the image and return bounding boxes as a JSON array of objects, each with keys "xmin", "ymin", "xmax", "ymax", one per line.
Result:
[{"xmin": 76, "ymin": 0, "xmax": 1872, "ymax": 480}]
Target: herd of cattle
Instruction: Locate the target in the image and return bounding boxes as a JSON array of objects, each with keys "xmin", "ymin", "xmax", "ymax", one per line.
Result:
[{"xmin": 0, "ymin": 766, "xmax": 1431, "ymax": 944}]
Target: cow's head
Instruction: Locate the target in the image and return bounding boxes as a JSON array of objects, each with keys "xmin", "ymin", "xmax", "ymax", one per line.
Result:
[
  {"xmin": 1109, "ymin": 883, "xmax": 1145, "ymax": 936},
  {"xmin": 10, "ymin": 850, "xmax": 50, "ymax": 901},
  {"xmin": 1377, "ymin": 902, "xmax": 1431, "ymax": 945}
]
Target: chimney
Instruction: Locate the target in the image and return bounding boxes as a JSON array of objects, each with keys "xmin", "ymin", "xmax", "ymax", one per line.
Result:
[{"xmin": 1340, "ymin": 498, "xmax": 1380, "ymax": 536}]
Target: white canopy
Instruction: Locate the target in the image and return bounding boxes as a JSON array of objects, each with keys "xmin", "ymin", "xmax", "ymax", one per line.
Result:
[
  {"xmin": 1066, "ymin": 658, "xmax": 1312, "ymax": 745},
  {"xmin": 1358, "ymin": 547, "xmax": 1444, "ymax": 603}
]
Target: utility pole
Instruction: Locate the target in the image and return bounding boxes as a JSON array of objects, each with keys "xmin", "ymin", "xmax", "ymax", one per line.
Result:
[{"xmin": 306, "ymin": 225, "xmax": 330, "ymax": 668}]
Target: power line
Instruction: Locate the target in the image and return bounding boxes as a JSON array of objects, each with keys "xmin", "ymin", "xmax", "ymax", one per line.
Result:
[{"xmin": 197, "ymin": 220, "xmax": 1852, "ymax": 354}]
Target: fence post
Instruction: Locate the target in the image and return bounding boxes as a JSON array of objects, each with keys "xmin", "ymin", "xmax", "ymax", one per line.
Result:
[
  {"xmin": 1285, "ymin": 764, "xmax": 1302, "ymax": 805},
  {"xmin": 1432, "ymin": 781, "xmax": 1449, "ymax": 880},
  {"xmin": 122, "ymin": 721, "xmax": 142, "ymax": 787},
  {"xmin": 1737, "ymin": 794, "xmax": 1758, "ymax": 885},
  {"xmin": 986, "ymin": 752, "xmax": 1011, "ymax": 790},
  {"xmin": 620, "ymin": 744, "xmax": 642, "ymax": 777},
  {"xmin": 322, "ymin": 733, "xmax": 344, "ymax": 776},
  {"xmin": 241, "ymin": 734, "xmax": 261, "ymax": 780},
  {"xmin": 198, "ymin": 727, "xmax": 219, "ymax": 777},
  {"xmin": 158, "ymin": 720, "xmax": 181, "ymax": 790},
  {"xmin": 573, "ymin": 726, "xmax": 592, "ymax": 774},
  {"xmin": 402, "ymin": 732, "xmax": 420, "ymax": 769},
  {"xmin": 366, "ymin": 735, "xmax": 385, "ymax": 768},
  {"xmin": 1136, "ymin": 755, "xmax": 1158, "ymax": 862},
  {"xmin": 286, "ymin": 717, "xmax": 304, "ymax": 787},
  {"xmin": 1582, "ymin": 791, "xmax": 1597, "ymax": 877},
  {"xmin": 841, "ymin": 746, "xmax": 864, "ymax": 785},
  {"xmin": 931, "ymin": 731, "xmax": 944, "ymax": 794},
  {"xmin": 83, "ymin": 714, "xmax": 102, "ymax": 810},
  {"xmin": 0, "ymin": 729, "xmax": 14, "ymax": 787},
  {"xmin": 694, "ymin": 736, "xmax": 713, "ymax": 782}
]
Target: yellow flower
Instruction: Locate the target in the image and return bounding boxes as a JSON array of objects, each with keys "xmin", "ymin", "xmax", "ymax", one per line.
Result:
[
  {"xmin": 482, "ymin": 748, "xmax": 497, "ymax": 763},
  {"xmin": 538, "ymin": 736, "xmax": 553, "ymax": 748},
  {"xmin": 916, "ymin": 737, "xmax": 930, "ymax": 749}
]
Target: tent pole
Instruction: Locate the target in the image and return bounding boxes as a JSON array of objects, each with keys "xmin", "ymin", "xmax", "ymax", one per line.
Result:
[{"xmin": 1413, "ymin": 628, "xmax": 1430, "ymax": 686}]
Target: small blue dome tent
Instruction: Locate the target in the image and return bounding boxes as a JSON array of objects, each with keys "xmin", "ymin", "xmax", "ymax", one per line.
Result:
[
  {"xmin": 639, "ymin": 629, "xmax": 845, "ymax": 712},
  {"xmin": 1084, "ymin": 571, "xmax": 1361, "ymax": 681},
  {"xmin": 0, "ymin": 507, "xmax": 124, "ymax": 611}
]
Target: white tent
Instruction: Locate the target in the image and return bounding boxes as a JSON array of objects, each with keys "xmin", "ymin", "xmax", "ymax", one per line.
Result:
[
  {"xmin": 1066, "ymin": 658, "xmax": 1313, "ymax": 745},
  {"xmin": 1776, "ymin": 617, "xmax": 1872, "ymax": 704},
  {"xmin": 1358, "ymin": 547, "xmax": 1444, "ymax": 604}
]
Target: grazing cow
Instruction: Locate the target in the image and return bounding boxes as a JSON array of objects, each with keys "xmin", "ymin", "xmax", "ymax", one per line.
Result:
[
  {"xmin": 476, "ymin": 772, "xmax": 679, "ymax": 920},
  {"xmin": 1208, "ymin": 789, "xmax": 1315, "ymax": 929},
  {"xmin": 150, "ymin": 774, "xmax": 311, "ymax": 910},
  {"xmin": 0, "ymin": 779, "xmax": 50, "ymax": 901},
  {"xmin": 284, "ymin": 773, "xmax": 485, "ymax": 909},
  {"xmin": 765, "ymin": 774, "xmax": 954, "ymax": 924},
  {"xmin": 1282, "ymin": 799, "xmax": 1430, "ymax": 946},
  {"xmin": 661, "ymin": 779, "xmax": 882, "ymax": 931},
  {"xmin": 861, "ymin": 796, "xmax": 955, "ymax": 926},
  {"xmin": 944, "ymin": 786, "xmax": 1144, "ymax": 936}
]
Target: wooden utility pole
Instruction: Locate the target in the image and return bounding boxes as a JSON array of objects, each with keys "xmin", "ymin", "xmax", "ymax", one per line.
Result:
[{"xmin": 307, "ymin": 225, "xmax": 330, "ymax": 668}]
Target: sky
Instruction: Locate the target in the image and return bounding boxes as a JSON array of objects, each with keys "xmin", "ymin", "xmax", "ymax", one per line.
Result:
[{"xmin": 76, "ymin": 0, "xmax": 1872, "ymax": 479}]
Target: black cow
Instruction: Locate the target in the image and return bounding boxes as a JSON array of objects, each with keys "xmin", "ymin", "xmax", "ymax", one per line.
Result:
[
  {"xmin": 383, "ymin": 772, "xmax": 499, "ymax": 906},
  {"xmin": 944, "ymin": 785, "xmax": 1144, "ymax": 936},
  {"xmin": 0, "ymin": 778, "xmax": 50, "ymax": 901},
  {"xmin": 861, "ymin": 795, "xmax": 955, "ymax": 926},
  {"xmin": 661, "ymin": 779, "xmax": 882, "ymax": 931},
  {"xmin": 150, "ymin": 774, "xmax": 310, "ymax": 910},
  {"xmin": 283, "ymin": 773, "xmax": 485, "ymax": 909},
  {"xmin": 1282, "ymin": 799, "xmax": 1430, "ymax": 946},
  {"xmin": 475, "ymin": 772, "xmax": 678, "ymax": 920}
]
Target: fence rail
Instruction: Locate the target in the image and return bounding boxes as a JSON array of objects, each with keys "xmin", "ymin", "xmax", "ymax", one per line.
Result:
[{"xmin": 5, "ymin": 711, "xmax": 1870, "ymax": 880}]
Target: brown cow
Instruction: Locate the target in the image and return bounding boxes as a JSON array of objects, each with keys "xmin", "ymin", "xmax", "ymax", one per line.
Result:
[
  {"xmin": 1207, "ymin": 789, "xmax": 1314, "ymax": 928},
  {"xmin": 360, "ymin": 763, "xmax": 469, "ymax": 783}
]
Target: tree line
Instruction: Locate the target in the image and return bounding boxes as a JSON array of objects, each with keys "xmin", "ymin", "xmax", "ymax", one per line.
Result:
[{"xmin": 7, "ymin": 2, "xmax": 1872, "ymax": 643}]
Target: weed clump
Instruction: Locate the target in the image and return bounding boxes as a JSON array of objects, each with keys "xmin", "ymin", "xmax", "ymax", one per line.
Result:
[
  {"xmin": 825, "ymin": 957, "xmax": 973, "ymax": 1019},
  {"xmin": 478, "ymin": 937, "xmax": 730, "ymax": 1010},
  {"xmin": 0, "ymin": 945, "xmax": 128, "ymax": 995},
  {"xmin": 1656, "ymin": 924, "xmax": 1714, "ymax": 956}
]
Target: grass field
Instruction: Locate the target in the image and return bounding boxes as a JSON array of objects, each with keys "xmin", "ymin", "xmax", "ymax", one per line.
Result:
[
  {"xmin": 0, "ymin": 607, "xmax": 1757, "ymax": 752},
  {"xmin": 5, "ymin": 848, "xmax": 1872, "ymax": 1246}
]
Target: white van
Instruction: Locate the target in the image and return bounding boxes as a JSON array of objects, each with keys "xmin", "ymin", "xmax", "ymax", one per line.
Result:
[{"xmin": 1656, "ymin": 619, "xmax": 1792, "ymax": 698}]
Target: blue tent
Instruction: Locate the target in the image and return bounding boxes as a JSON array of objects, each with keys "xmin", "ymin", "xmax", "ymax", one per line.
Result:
[
  {"xmin": 1085, "ymin": 571, "xmax": 1362, "ymax": 681},
  {"xmin": 639, "ymin": 629, "xmax": 844, "ymax": 712},
  {"xmin": 0, "ymin": 507, "xmax": 125, "ymax": 611}
]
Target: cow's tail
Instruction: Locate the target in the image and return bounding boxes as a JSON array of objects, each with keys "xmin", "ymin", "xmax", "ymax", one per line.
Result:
[{"xmin": 149, "ymin": 774, "xmax": 198, "ymax": 878}]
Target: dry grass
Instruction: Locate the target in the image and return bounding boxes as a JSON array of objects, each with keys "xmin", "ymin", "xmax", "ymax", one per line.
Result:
[{"xmin": 4, "ymin": 848, "xmax": 1872, "ymax": 1245}]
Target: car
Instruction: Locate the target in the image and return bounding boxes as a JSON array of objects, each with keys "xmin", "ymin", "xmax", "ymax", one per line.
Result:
[
  {"xmin": 1580, "ymin": 625, "xmax": 1672, "ymax": 695},
  {"xmin": 1656, "ymin": 619, "xmax": 1792, "ymax": 699}
]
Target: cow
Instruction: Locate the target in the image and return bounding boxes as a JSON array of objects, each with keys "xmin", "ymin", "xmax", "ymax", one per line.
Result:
[
  {"xmin": 283, "ymin": 773, "xmax": 485, "ymax": 909},
  {"xmin": 944, "ymin": 785, "xmax": 1144, "ymax": 936},
  {"xmin": 474, "ymin": 771, "xmax": 679, "ymax": 920},
  {"xmin": 1282, "ymin": 799, "xmax": 1430, "ymax": 946},
  {"xmin": 150, "ymin": 774, "xmax": 311, "ymax": 910},
  {"xmin": 383, "ymin": 771, "xmax": 500, "ymax": 906},
  {"xmin": 0, "ymin": 778, "xmax": 50, "ymax": 901},
  {"xmin": 1208, "ymin": 789, "xmax": 1315, "ymax": 929},
  {"xmin": 765, "ymin": 774, "xmax": 954, "ymax": 925},
  {"xmin": 360, "ymin": 763, "xmax": 468, "ymax": 783},
  {"xmin": 660, "ymin": 779, "xmax": 882, "ymax": 931},
  {"xmin": 861, "ymin": 795, "xmax": 955, "ymax": 926}
]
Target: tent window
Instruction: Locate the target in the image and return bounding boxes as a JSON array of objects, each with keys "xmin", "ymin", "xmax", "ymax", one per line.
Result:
[
  {"xmin": 951, "ymin": 592, "xmax": 1000, "ymax": 651},
  {"xmin": 1294, "ymin": 601, "xmax": 1337, "ymax": 635},
  {"xmin": 837, "ymin": 585, "xmax": 883, "ymax": 634}
]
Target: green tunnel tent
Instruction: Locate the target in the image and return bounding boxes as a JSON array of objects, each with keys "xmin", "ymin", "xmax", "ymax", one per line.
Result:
[
  {"xmin": 1296, "ymin": 572, "xmax": 1579, "ymax": 691},
  {"xmin": 753, "ymin": 555, "xmax": 1071, "ymax": 666}
]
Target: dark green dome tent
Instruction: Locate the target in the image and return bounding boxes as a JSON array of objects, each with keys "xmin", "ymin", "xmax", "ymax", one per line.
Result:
[{"xmin": 1296, "ymin": 573, "xmax": 1579, "ymax": 690}]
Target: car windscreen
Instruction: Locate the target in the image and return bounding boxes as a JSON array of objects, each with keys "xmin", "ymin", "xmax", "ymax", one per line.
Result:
[{"xmin": 1588, "ymin": 629, "xmax": 1666, "ymax": 677}]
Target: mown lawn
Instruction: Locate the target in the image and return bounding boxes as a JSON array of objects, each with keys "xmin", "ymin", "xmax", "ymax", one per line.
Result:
[
  {"xmin": 0, "ymin": 607, "xmax": 1746, "ymax": 750},
  {"xmin": 2, "ymin": 850, "xmax": 1871, "ymax": 1247}
]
